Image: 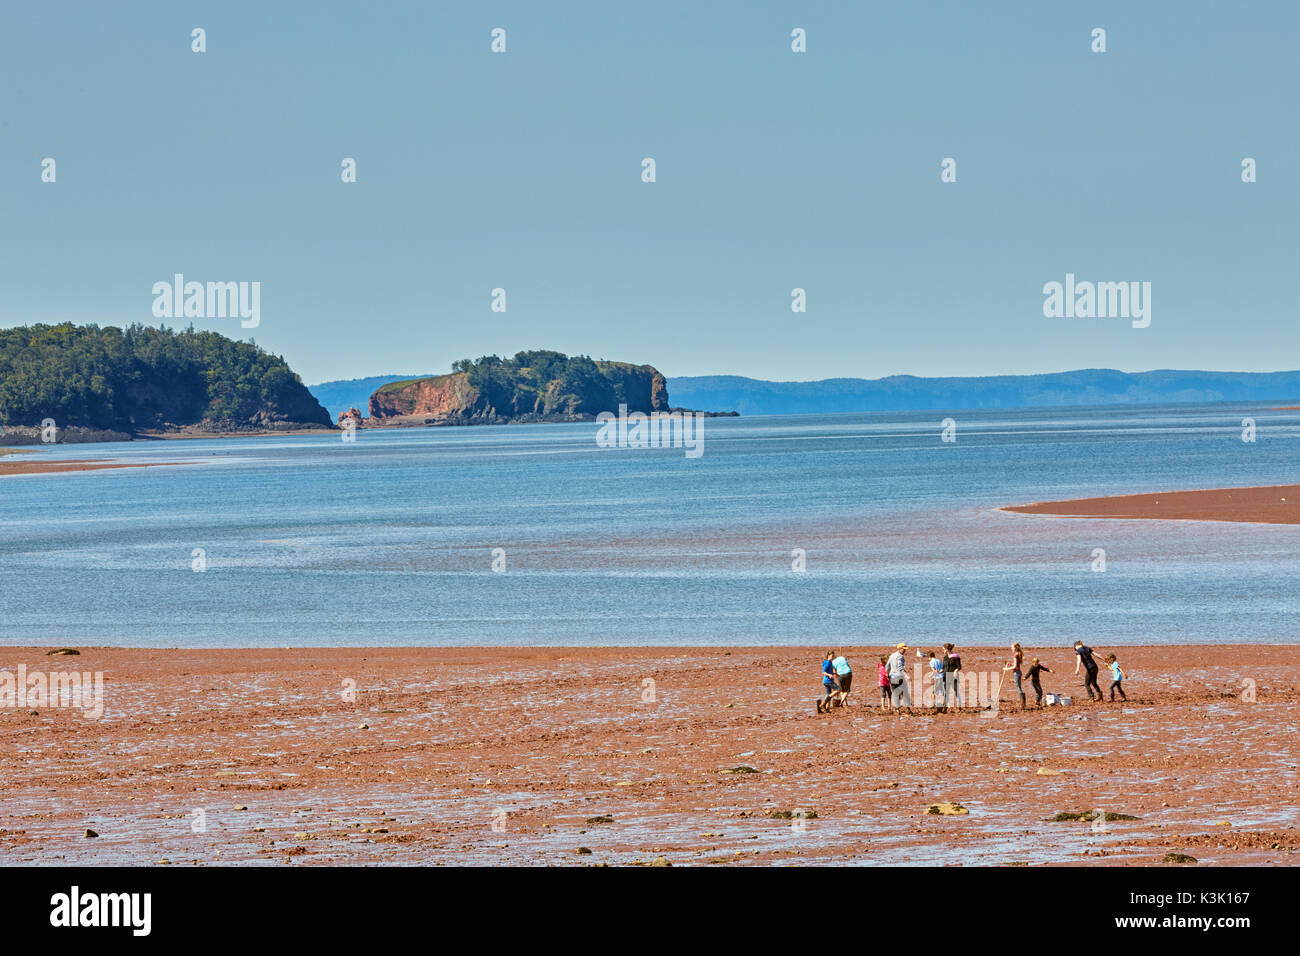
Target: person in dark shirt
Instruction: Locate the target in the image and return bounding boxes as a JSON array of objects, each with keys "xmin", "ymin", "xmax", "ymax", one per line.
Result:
[
  {"xmin": 1025, "ymin": 657, "xmax": 1051, "ymax": 706},
  {"xmin": 1073, "ymin": 641, "xmax": 1103, "ymax": 701},
  {"xmin": 942, "ymin": 643, "xmax": 962, "ymax": 710}
]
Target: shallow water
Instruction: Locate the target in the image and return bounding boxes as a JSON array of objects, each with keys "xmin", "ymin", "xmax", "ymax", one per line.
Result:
[{"xmin": 2, "ymin": 402, "xmax": 1298, "ymax": 646}]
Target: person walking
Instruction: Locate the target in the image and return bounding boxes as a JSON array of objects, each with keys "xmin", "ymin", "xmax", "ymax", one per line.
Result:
[
  {"xmin": 1073, "ymin": 640, "xmax": 1103, "ymax": 701},
  {"xmin": 877, "ymin": 656, "xmax": 892, "ymax": 712},
  {"xmin": 1105, "ymin": 653, "xmax": 1128, "ymax": 702}
]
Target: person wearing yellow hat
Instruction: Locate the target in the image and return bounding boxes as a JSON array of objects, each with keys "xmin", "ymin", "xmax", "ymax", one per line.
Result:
[{"xmin": 885, "ymin": 643, "xmax": 913, "ymax": 713}]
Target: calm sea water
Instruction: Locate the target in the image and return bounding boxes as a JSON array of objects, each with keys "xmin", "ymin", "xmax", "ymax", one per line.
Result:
[{"xmin": 2, "ymin": 402, "xmax": 1298, "ymax": 646}]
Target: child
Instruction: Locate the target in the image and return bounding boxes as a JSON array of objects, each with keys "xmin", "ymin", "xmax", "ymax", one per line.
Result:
[
  {"xmin": 1025, "ymin": 657, "xmax": 1051, "ymax": 706},
  {"xmin": 1105, "ymin": 653, "xmax": 1127, "ymax": 701},
  {"xmin": 926, "ymin": 651, "xmax": 944, "ymax": 710},
  {"xmin": 877, "ymin": 656, "xmax": 891, "ymax": 712},
  {"xmin": 817, "ymin": 652, "xmax": 840, "ymax": 713}
]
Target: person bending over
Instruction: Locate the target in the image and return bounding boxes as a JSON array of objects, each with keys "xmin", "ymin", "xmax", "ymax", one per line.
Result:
[
  {"xmin": 1025, "ymin": 657, "xmax": 1051, "ymax": 706},
  {"xmin": 817, "ymin": 652, "xmax": 840, "ymax": 713},
  {"xmin": 831, "ymin": 652, "xmax": 853, "ymax": 708}
]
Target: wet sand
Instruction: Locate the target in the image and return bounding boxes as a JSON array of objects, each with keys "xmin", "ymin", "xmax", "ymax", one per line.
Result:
[
  {"xmin": 1, "ymin": 645, "xmax": 1295, "ymax": 866},
  {"xmin": 0, "ymin": 452, "xmax": 182, "ymax": 476},
  {"xmin": 0, "ymin": 456, "xmax": 181, "ymax": 477},
  {"xmin": 1002, "ymin": 485, "xmax": 1300, "ymax": 525}
]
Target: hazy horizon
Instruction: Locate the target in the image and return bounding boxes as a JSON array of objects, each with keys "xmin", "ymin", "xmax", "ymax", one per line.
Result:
[
  {"xmin": 2, "ymin": 1, "xmax": 1296, "ymax": 385},
  {"xmin": 308, "ymin": 362, "xmax": 1300, "ymax": 388}
]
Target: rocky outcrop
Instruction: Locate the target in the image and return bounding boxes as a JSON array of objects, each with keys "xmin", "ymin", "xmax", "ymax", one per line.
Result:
[
  {"xmin": 368, "ymin": 358, "xmax": 671, "ymax": 425},
  {"xmin": 370, "ymin": 373, "xmax": 482, "ymax": 421}
]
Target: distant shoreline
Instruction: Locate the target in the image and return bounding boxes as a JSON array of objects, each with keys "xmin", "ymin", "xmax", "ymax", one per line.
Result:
[
  {"xmin": 0, "ymin": 423, "xmax": 336, "ymax": 447},
  {"xmin": 1, "ymin": 413, "xmax": 741, "ymax": 447},
  {"xmin": 134, "ymin": 425, "xmax": 337, "ymax": 440}
]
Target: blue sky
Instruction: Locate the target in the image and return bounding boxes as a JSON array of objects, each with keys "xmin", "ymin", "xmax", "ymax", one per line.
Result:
[{"xmin": 1, "ymin": 1, "xmax": 1296, "ymax": 383}]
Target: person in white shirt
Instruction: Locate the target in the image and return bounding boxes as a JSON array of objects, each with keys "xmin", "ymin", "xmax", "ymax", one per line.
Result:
[{"xmin": 885, "ymin": 643, "xmax": 913, "ymax": 712}]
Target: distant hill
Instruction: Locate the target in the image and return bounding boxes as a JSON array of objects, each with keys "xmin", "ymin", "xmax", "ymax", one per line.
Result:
[
  {"xmin": 0, "ymin": 323, "xmax": 332, "ymax": 435},
  {"xmin": 367, "ymin": 351, "xmax": 669, "ymax": 425},
  {"xmin": 308, "ymin": 374, "xmax": 432, "ymax": 421},
  {"xmin": 666, "ymin": 370, "xmax": 1300, "ymax": 416},
  {"xmin": 313, "ymin": 366, "xmax": 1300, "ymax": 421}
]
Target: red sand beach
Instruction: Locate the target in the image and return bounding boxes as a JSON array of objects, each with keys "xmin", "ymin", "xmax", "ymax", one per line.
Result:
[
  {"xmin": 1002, "ymin": 485, "xmax": 1300, "ymax": 525},
  {"xmin": 1, "ymin": 645, "xmax": 1294, "ymax": 866}
]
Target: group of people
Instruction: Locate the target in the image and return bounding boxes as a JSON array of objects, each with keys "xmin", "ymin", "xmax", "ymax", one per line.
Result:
[{"xmin": 817, "ymin": 640, "xmax": 1128, "ymax": 714}]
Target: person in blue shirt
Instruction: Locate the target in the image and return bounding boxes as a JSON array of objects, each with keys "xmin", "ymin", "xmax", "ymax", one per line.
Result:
[
  {"xmin": 1104, "ymin": 653, "xmax": 1128, "ymax": 701},
  {"xmin": 817, "ymin": 652, "xmax": 840, "ymax": 713},
  {"xmin": 925, "ymin": 651, "xmax": 945, "ymax": 710}
]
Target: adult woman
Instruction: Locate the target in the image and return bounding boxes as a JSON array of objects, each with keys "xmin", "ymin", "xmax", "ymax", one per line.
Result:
[
  {"xmin": 942, "ymin": 643, "xmax": 962, "ymax": 710},
  {"xmin": 1002, "ymin": 642, "xmax": 1026, "ymax": 710}
]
